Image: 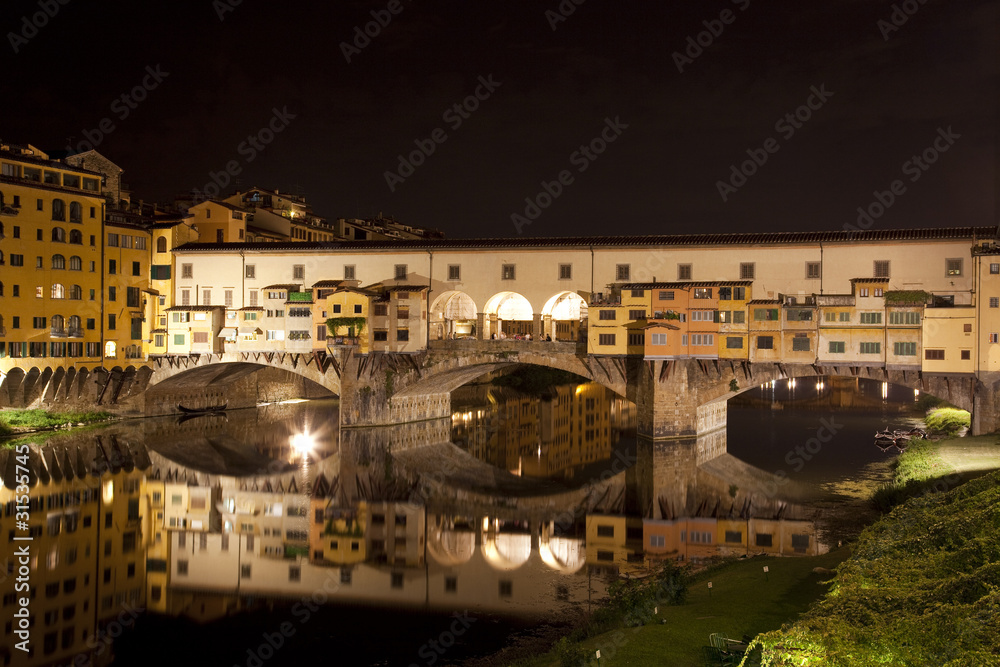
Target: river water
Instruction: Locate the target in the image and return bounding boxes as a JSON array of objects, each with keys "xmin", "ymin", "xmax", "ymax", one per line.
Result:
[{"xmin": 0, "ymin": 376, "xmax": 921, "ymax": 666}]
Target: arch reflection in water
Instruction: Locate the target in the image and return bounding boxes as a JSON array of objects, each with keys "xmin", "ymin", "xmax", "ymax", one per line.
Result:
[{"xmin": 0, "ymin": 396, "xmax": 831, "ymax": 666}]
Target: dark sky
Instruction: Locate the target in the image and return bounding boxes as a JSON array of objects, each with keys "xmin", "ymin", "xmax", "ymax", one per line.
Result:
[{"xmin": 2, "ymin": 0, "xmax": 997, "ymax": 238}]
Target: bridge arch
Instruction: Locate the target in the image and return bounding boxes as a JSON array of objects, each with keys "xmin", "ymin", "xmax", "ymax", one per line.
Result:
[{"xmin": 541, "ymin": 291, "xmax": 588, "ymax": 341}]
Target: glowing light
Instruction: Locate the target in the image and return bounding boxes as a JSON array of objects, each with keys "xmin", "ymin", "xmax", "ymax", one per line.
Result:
[
  {"xmin": 881, "ymin": 382, "xmax": 888, "ymax": 400},
  {"xmin": 788, "ymin": 378, "xmax": 796, "ymax": 389},
  {"xmin": 102, "ymin": 480, "xmax": 114, "ymax": 504},
  {"xmin": 291, "ymin": 432, "xmax": 315, "ymax": 454}
]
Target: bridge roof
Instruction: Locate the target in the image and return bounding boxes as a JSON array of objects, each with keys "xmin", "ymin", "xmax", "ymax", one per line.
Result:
[
  {"xmin": 172, "ymin": 225, "xmax": 996, "ymax": 253},
  {"xmin": 621, "ymin": 281, "xmax": 753, "ymax": 289}
]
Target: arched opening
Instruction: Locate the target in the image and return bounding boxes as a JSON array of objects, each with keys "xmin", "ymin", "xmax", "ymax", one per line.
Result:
[
  {"xmin": 69, "ymin": 201, "xmax": 82, "ymax": 223},
  {"xmin": 157, "ymin": 236, "xmax": 167, "ymax": 253},
  {"xmin": 69, "ymin": 229, "xmax": 83, "ymax": 245},
  {"xmin": 542, "ymin": 291, "xmax": 588, "ymax": 341},
  {"xmin": 52, "ymin": 199, "xmax": 65, "ymax": 221},
  {"xmin": 104, "ymin": 341, "xmax": 116, "ymax": 358},
  {"xmin": 51, "ymin": 283, "xmax": 65, "ymax": 299},
  {"xmin": 52, "ymin": 254, "xmax": 65, "ymax": 270},
  {"xmin": 50, "ymin": 314, "xmax": 65, "ymax": 337},
  {"xmin": 430, "ymin": 291, "xmax": 477, "ymax": 340},
  {"xmin": 69, "ymin": 285, "xmax": 82, "ymax": 300},
  {"xmin": 483, "ymin": 291, "xmax": 534, "ymax": 339},
  {"xmin": 51, "ymin": 227, "xmax": 66, "ymax": 243},
  {"xmin": 68, "ymin": 315, "xmax": 81, "ymax": 336},
  {"xmin": 69, "ymin": 256, "xmax": 82, "ymax": 271}
]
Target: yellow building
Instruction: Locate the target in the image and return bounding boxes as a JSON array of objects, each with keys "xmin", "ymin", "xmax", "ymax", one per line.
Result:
[
  {"xmin": 310, "ymin": 501, "xmax": 368, "ymax": 565},
  {"xmin": 0, "ymin": 143, "xmax": 106, "ymax": 371},
  {"xmin": 321, "ymin": 286, "xmax": 374, "ymax": 353},
  {"xmin": 587, "ymin": 286, "xmax": 651, "ymax": 355},
  {"xmin": 149, "ymin": 213, "xmax": 199, "ymax": 356},
  {"xmin": 187, "ymin": 201, "xmax": 247, "ymax": 244},
  {"xmin": 103, "ymin": 221, "xmax": 153, "ymax": 362}
]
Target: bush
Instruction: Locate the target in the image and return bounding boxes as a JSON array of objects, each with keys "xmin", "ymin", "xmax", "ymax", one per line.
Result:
[
  {"xmin": 925, "ymin": 407, "xmax": 971, "ymax": 435},
  {"xmin": 553, "ymin": 637, "xmax": 589, "ymax": 667}
]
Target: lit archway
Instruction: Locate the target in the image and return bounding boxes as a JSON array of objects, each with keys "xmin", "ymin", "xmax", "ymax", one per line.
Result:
[
  {"xmin": 483, "ymin": 292, "xmax": 534, "ymax": 339},
  {"xmin": 430, "ymin": 291, "xmax": 478, "ymax": 340},
  {"xmin": 542, "ymin": 291, "xmax": 588, "ymax": 341}
]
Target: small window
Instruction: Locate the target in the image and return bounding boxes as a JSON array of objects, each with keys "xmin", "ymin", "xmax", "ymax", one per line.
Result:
[
  {"xmin": 739, "ymin": 262, "xmax": 755, "ymax": 280},
  {"xmin": 946, "ymin": 258, "xmax": 963, "ymax": 276},
  {"xmin": 756, "ymin": 336, "xmax": 773, "ymax": 350},
  {"xmin": 599, "ymin": 310, "xmax": 616, "ymax": 320},
  {"xmin": 925, "ymin": 349, "xmax": 946, "ymax": 359},
  {"xmin": 344, "ymin": 265, "xmax": 355, "ymax": 280},
  {"xmin": 991, "ymin": 263, "xmax": 1000, "ymax": 275},
  {"xmin": 806, "ymin": 262, "xmax": 821, "ymax": 279},
  {"xmin": 961, "ymin": 350, "xmax": 971, "ymax": 360},
  {"xmin": 616, "ymin": 264, "xmax": 630, "ymax": 281},
  {"xmin": 792, "ymin": 337, "xmax": 811, "ymax": 351},
  {"xmin": 828, "ymin": 341, "xmax": 846, "ymax": 353},
  {"xmin": 726, "ymin": 336, "xmax": 743, "ymax": 349},
  {"xmin": 873, "ymin": 260, "xmax": 890, "ymax": 278},
  {"xmin": 245, "ymin": 264, "xmax": 256, "ymax": 279},
  {"xmin": 598, "ymin": 333, "xmax": 616, "ymax": 346},
  {"xmin": 596, "ymin": 525, "xmax": 614, "ymax": 537},
  {"xmin": 893, "ymin": 341, "xmax": 916, "ymax": 356},
  {"xmin": 990, "ymin": 297, "xmax": 999, "ymax": 308},
  {"xmin": 397, "ymin": 329, "xmax": 409, "ymax": 341},
  {"xmin": 501, "ymin": 264, "xmax": 516, "ymax": 280},
  {"xmin": 859, "ymin": 342, "xmax": 881, "ymax": 354},
  {"xmin": 559, "ymin": 264, "xmax": 572, "ymax": 280},
  {"xmin": 677, "ymin": 264, "xmax": 692, "ymax": 280},
  {"xmin": 964, "ymin": 323, "xmax": 973, "ymax": 333},
  {"xmin": 394, "ymin": 264, "xmax": 407, "ymax": 280},
  {"xmin": 448, "ymin": 265, "xmax": 461, "ymax": 281},
  {"xmin": 293, "ymin": 264, "xmax": 305, "ymax": 280}
]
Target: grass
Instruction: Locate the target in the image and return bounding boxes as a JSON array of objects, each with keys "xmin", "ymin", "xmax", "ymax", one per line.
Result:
[
  {"xmin": 515, "ymin": 550, "xmax": 848, "ymax": 667},
  {"xmin": 0, "ymin": 409, "xmax": 113, "ymax": 439},
  {"xmin": 869, "ymin": 437, "xmax": 958, "ymax": 511},
  {"xmin": 750, "ymin": 470, "xmax": 1000, "ymax": 666},
  {"xmin": 924, "ymin": 407, "xmax": 971, "ymax": 435}
]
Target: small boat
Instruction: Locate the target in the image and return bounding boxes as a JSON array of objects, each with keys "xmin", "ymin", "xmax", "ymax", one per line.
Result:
[{"xmin": 177, "ymin": 402, "xmax": 228, "ymax": 414}]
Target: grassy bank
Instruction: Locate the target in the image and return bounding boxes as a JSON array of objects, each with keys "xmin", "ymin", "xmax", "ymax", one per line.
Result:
[
  {"xmin": 514, "ymin": 550, "xmax": 848, "ymax": 667},
  {"xmin": 748, "ymin": 469, "xmax": 1000, "ymax": 666},
  {"xmin": 0, "ymin": 408, "xmax": 113, "ymax": 439}
]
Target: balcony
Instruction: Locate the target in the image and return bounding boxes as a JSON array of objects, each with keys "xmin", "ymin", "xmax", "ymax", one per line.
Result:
[
  {"xmin": 328, "ymin": 336, "xmax": 359, "ymax": 347},
  {"xmin": 49, "ymin": 327, "xmax": 66, "ymax": 338},
  {"xmin": 67, "ymin": 327, "xmax": 84, "ymax": 338}
]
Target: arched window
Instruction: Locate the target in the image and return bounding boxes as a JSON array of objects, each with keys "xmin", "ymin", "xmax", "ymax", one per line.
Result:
[
  {"xmin": 51, "ymin": 314, "xmax": 65, "ymax": 334},
  {"xmin": 69, "ymin": 202, "xmax": 82, "ymax": 223},
  {"xmin": 52, "ymin": 199, "xmax": 66, "ymax": 221},
  {"xmin": 69, "ymin": 285, "xmax": 82, "ymax": 300},
  {"xmin": 104, "ymin": 341, "xmax": 116, "ymax": 358},
  {"xmin": 69, "ymin": 256, "xmax": 82, "ymax": 271},
  {"xmin": 52, "ymin": 254, "xmax": 66, "ymax": 270},
  {"xmin": 51, "ymin": 283, "xmax": 65, "ymax": 299},
  {"xmin": 157, "ymin": 236, "xmax": 167, "ymax": 253},
  {"xmin": 52, "ymin": 227, "xmax": 66, "ymax": 243},
  {"xmin": 68, "ymin": 315, "xmax": 81, "ymax": 334},
  {"xmin": 69, "ymin": 229, "xmax": 83, "ymax": 244}
]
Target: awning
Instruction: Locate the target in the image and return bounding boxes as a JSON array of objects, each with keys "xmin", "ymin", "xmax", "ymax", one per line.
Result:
[
  {"xmin": 217, "ymin": 328, "xmax": 237, "ymax": 338},
  {"xmin": 238, "ymin": 326, "xmax": 263, "ymax": 335}
]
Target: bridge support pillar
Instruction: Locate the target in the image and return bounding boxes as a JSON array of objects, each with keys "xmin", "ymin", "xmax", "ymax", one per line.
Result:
[
  {"xmin": 636, "ymin": 359, "xmax": 733, "ymax": 439},
  {"xmin": 532, "ymin": 313, "xmax": 542, "ymax": 340},
  {"xmin": 973, "ymin": 372, "xmax": 1000, "ymax": 435},
  {"xmin": 476, "ymin": 313, "xmax": 485, "ymax": 341}
]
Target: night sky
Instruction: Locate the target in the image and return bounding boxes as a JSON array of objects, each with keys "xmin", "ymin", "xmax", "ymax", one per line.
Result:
[{"xmin": 2, "ymin": 0, "xmax": 996, "ymax": 238}]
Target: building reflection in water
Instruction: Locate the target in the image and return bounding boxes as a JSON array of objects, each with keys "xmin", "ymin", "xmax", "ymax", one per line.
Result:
[{"xmin": 1, "ymin": 389, "xmax": 827, "ymax": 666}]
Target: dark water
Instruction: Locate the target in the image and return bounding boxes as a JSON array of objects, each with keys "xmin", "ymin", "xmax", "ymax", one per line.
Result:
[{"xmin": 2, "ymin": 376, "xmax": 922, "ymax": 667}]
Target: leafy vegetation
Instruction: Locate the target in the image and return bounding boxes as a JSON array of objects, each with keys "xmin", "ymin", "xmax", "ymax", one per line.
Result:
[
  {"xmin": 0, "ymin": 409, "xmax": 112, "ymax": 438},
  {"xmin": 869, "ymin": 438, "xmax": 958, "ymax": 512},
  {"xmin": 883, "ymin": 290, "xmax": 931, "ymax": 305},
  {"xmin": 924, "ymin": 407, "xmax": 971, "ymax": 435},
  {"xmin": 326, "ymin": 316, "xmax": 367, "ymax": 336},
  {"xmin": 750, "ymin": 471, "xmax": 1000, "ymax": 667}
]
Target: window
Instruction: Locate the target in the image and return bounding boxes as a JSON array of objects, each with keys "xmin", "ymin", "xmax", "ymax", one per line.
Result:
[
  {"xmin": 373, "ymin": 304, "xmax": 388, "ymax": 316},
  {"xmin": 344, "ymin": 265, "xmax": 355, "ymax": 280},
  {"xmin": 52, "ymin": 254, "xmax": 66, "ymax": 270},
  {"xmin": 616, "ymin": 264, "xmax": 630, "ymax": 281},
  {"xmin": 964, "ymin": 323, "xmax": 973, "ymax": 333},
  {"xmin": 740, "ymin": 262, "xmax": 755, "ymax": 280},
  {"xmin": 806, "ymin": 261, "xmax": 821, "ymax": 279},
  {"xmin": 860, "ymin": 342, "xmax": 880, "ymax": 354},
  {"xmin": 109, "ymin": 259, "xmax": 117, "ymax": 275},
  {"xmin": 598, "ymin": 333, "xmax": 616, "ymax": 346},
  {"xmin": 10, "ymin": 253, "xmax": 22, "ymax": 266},
  {"xmin": 753, "ymin": 308, "xmax": 778, "ymax": 321},
  {"xmin": 726, "ymin": 336, "xmax": 743, "ymax": 349},
  {"xmin": 397, "ymin": 306, "xmax": 409, "ymax": 319},
  {"xmin": 925, "ymin": 348, "xmax": 945, "ymax": 359},
  {"xmin": 859, "ymin": 312, "xmax": 882, "ymax": 324},
  {"xmin": 448, "ymin": 265, "xmax": 461, "ymax": 281},
  {"xmin": 691, "ymin": 310, "xmax": 716, "ymax": 321},
  {"xmin": 961, "ymin": 349, "xmax": 972, "ymax": 360},
  {"xmin": 873, "ymin": 260, "xmax": 890, "ymax": 278},
  {"xmin": 397, "ymin": 329, "xmax": 409, "ymax": 341},
  {"xmin": 693, "ymin": 288, "xmax": 712, "ymax": 299},
  {"xmin": 992, "ymin": 263, "xmax": 1000, "ymax": 275},
  {"xmin": 374, "ymin": 330, "xmax": 388, "ymax": 341},
  {"xmin": 245, "ymin": 264, "xmax": 256, "ymax": 279},
  {"xmin": 792, "ymin": 337, "xmax": 811, "ymax": 351},
  {"xmin": 650, "ymin": 333, "xmax": 667, "ymax": 345},
  {"xmin": 839, "ymin": 312, "xmax": 850, "ymax": 322},
  {"xmin": 691, "ymin": 334, "xmax": 714, "ymax": 346},
  {"xmin": 724, "ymin": 531, "xmax": 742, "ymax": 544},
  {"xmin": 889, "ymin": 311, "xmax": 921, "ymax": 324},
  {"xmin": 677, "ymin": 264, "xmax": 691, "ymax": 280},
  {"xmin": 992, "ymin": 298, "xmax": 1000, "ymax": 309},
  {"xmin": 786, "ymin": 309, "xmax": 813, "ymax": 321},
  {"xmin": 756, "ymin": 336, "xmax": 773, "ymax": 349},
  {"xmin": 629, "ymin": 309, "xmax": 646, "ymax": 320},
  {"xmin": 52, "ymin": 199, "xmax": 65, "ymax": 221},
  {"xmin": 599, "ymin": 310, "xmax": 616, "ymax": 320},
  {"xmin": 501, "ymin": 264, "xmax": 515, "ymax": 280},
  {"xmin": 558, "ymin": 264, "xmax": 572, "ymax": 279},
  {"xmin": 894, "ymin": 341, "xmax": 917, "ymax": 356},
  {"xmin": 108, "ymin": 286, "xmax": 117, "ymax": 301},
  {"xmin": 157, "ymin": 237, "xmax": 167, "ymax": 253},
  {"xmin": 946, "ymin": 258, "xmax": 963, "ymax": 276},
  {"xmin": 108, "ymin": 314, "xmax": 116, "ymax": 330},
  {"xmin": 293, "ymin": 264, "xmax": 305, "ymax": 280},
  {"xmin": 202, "ymin": 289, "xmax": 211, "ymax": 305},
  {"xmin": 659, "ymin": 290, "xmax": 674, "ymax": 301},
  {"xmin": 627, "ymin": 332, "xmax": 644, "ymax": 346},
  {"xmin": 858, "ymin": 288, "xmax": 869, "ymax": 297},
  {"xmin": 394, "ymin": 264, "xmax": 408, "ymax": 280},
  {"xmin": 597, "ymin": 525, "xmax": 614, "ymax": 537},
  {"xmin": 828, "ymin": 341, "xmax": 845, "ymax": 353},
  {"xmin": 132, "ymin": 261, "xmax": 140, "ymax": 276}
]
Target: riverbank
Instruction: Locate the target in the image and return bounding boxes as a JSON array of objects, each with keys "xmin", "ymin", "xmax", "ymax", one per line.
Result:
[
  {"xmin": 481, "ymin": 550, "xmax": 848, "ymax": 667},
  {"xmin": 0, "ymin": 408, "xmax": 115, "ymax": 441}
]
